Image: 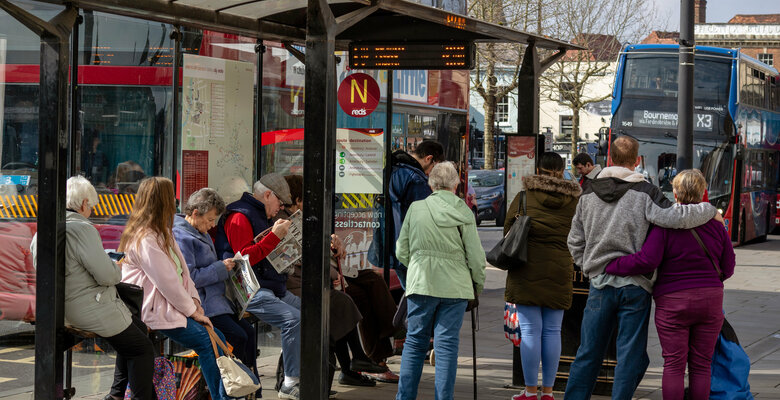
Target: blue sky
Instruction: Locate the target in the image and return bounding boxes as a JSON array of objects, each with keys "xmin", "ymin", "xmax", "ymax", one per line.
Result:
[{"xmin": 655, "ymin": 0, "xmax": 780, "ymax": 29}]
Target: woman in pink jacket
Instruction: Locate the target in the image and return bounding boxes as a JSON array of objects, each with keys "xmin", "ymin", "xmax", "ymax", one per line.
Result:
[{"xmin": 120, "ymin": 177, "xmax": 228, "ymax": 399}]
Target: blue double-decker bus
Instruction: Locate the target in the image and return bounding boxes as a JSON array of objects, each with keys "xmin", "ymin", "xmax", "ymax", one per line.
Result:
[{"xmin": 610, "ymin": 44, "xmax": 780, "ymax": 244}]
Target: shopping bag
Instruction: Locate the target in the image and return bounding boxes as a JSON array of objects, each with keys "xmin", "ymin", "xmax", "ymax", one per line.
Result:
[
  {"xmin": 487, "ymin": 192, "xmax": 530, "ymax": 270},
  {"xmin": 168, "ymin": 356, "xmax": 210, "ymax": 400},
  {"xmin": 710, "ymin": 318, "xmax": 754, "ymax": 400},
  {"xmin": 206, "ymin": 326, "xmax": 262, "ymax": 398},
  {"xmin": 503, "ymin": 302, "xmax": 522, "ymax": 347},
  {"xmin": 124, "ymin": 356, "xmax": 177, "ymax": 400}
]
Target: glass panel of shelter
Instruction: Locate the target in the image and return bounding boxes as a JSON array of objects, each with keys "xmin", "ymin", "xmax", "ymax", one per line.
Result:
[
  {"xmin": 1, "ymin": 5, "xmax": 473, "ymax": 395},
  {"xmin": 0, "ymin": 2, "xmax": 62, "ymax": 396}
]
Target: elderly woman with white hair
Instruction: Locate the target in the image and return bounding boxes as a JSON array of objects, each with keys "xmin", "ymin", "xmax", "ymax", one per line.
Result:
[
  {"xmin": 31, "ymin": 176, "xmax": 156, "ymax": 400},
  {"xmin": 394, "ymin": 161, "xmax": 486, "ymax": 400}
]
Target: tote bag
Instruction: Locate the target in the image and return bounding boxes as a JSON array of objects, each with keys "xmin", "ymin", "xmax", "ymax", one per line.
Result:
[
  {"xmin": 710, "ymin": 318, "xmax": 754, "ymax": 400},
  {"xmin": 206, "ymin": 326, "xmax": 262, "ymax": 398}
]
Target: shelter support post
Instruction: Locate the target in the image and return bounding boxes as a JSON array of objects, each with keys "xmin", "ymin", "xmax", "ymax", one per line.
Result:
[
  {"xmin": 677, "ymin": 0, "xmax": 695, "ymax": 170},
  {"xmin": 301, "ymin": 0, "xmax": 336, "ymax": 398},
  {"xmin": 383, "ymin": 72, "xmax": 393, "ymax": 285},
  {"xmin": 171, "ymin": 26, "xmax": 182, "ymax": 186},
  {"xmin": 69, "ymin": 12, "xmax": 82, "ymax": 175},
  {"xmin": 0, "ymin": 2, "xmax": 79, "ymax": 398},
  {"xmin": 255, "ymin": 41, "xmax": 265, "ymax": 181}
]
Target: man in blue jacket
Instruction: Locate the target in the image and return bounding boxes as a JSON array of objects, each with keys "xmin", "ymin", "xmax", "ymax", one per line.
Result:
[{"xmin": 379, "ymin": 140, "xmax": 444, "ymax": 288}]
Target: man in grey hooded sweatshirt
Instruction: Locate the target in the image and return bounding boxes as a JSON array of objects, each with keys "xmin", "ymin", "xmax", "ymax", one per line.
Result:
[{"xmin": 565, "ymin": 136, "xmax": 722, "ymax": 399}]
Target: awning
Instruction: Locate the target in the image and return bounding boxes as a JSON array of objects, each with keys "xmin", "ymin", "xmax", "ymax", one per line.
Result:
[{"xmin": 38, "ymin": 0, "xmax": 583, "ymax": 50}]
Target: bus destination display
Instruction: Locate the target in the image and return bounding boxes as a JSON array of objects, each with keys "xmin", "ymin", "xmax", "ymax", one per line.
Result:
[{"xmin": 349, "ymin": 42, "xmax": 475, "ymax": 70}]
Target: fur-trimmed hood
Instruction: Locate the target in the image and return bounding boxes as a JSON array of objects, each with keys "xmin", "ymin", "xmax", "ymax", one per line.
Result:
[{"xmin": 523, "ymin": 174, "xmax": 582, "ymax": 198}]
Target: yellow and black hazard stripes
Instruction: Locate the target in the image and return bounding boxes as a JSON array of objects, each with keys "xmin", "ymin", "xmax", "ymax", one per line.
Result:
[
  {"xmin": 0, "ymin": 195, "xmax": 37, "ymax": 218},
  {"xmin": 340, "ymin": 193, "xmax": 376, "ymax": 209},
  {"xmin": 93, "ymin": 193, "xmax": 135, "ymax": 217},
  {"xmin": 0, "ymin": 194, "xmax": 135, "ymax": 219}
]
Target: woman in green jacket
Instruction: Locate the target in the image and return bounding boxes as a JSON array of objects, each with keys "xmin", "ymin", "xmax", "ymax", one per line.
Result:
[
  {"xmin": 395, "ymin": 161, "xmax": 486, "ymax": 400},
  {"xmin": 503, "ymin": 152, "xmax": 581, "ymax": 400}
]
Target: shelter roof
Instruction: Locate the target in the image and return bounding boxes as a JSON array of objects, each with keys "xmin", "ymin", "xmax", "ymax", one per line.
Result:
[{"xmin": 41, "ymin": 0, "xmax": 583, "ymax": 50}]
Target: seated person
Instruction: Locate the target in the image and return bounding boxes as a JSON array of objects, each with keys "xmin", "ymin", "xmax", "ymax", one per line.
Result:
[
  {"xmin": 120, "ymin": 177, "xmax": 230, "ymax": 400},
  {"xmin": 32, "ymin": 176, "xmax": 156, "ymax": 400},
  {"xmin": 172, "ymin": 187, "xmax": 264, "ymax": 388},
  {"xmin": 214, "ymin": 173, "xmax": 301, "ymax": 399},
  {"xmin": 279, "ymin": 175, "xmax": 386, "ymax": 387}
]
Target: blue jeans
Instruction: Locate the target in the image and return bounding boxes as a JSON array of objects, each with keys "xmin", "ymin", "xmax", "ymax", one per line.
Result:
[
  {"xmin": 564, "ymin": 284, "xmax": 652, "ymax": 400},
  {"xmin": 396, "ymin": 294, "xmax": 467, "ymax": 400},
  {"xmin": 514, "ymin": 305, "xmax": 565, "ymax": 388},
  {"xmin": 159, "ymin": 318, "xmax": 228, "ymax": 400},
  {"xmin": 245, "ymin": 288, "xmax": 301, "ymax": 378}
]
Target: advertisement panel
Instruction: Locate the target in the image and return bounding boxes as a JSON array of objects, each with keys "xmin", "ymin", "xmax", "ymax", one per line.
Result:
[
  {"xmin": 181, "ymin": 54, "xmax": 254, "ymax": 204},
  {"xmin": 506, "ymin": 136, "xmax": 537, "ymax": 203},
  {"xmin": 335, "ymin": 128, "xmax": 384, "ymax": 194}
]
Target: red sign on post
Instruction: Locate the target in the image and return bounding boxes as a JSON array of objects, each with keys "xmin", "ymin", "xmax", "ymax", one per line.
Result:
[{"xmin": 337, "ymin": 73, "xmax": 380, "ymax": 118}]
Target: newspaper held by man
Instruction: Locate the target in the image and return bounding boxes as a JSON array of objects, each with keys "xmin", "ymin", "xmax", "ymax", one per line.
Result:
[
  {"xmin": 226, "ymin": 252, "xmax": 261, "ymax": 317},
  {"xmin": 254, "ymin": 209, "xmax": 303, "ymax": 274}
]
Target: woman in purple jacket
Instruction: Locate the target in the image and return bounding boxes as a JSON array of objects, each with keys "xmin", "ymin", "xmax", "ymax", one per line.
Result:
[{"xmin": 605, "ymin": 169, "xmax": 735, "ymax": 400}]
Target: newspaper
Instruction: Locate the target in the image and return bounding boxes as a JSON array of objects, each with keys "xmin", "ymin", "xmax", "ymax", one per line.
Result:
[
  {"xmin": 254, "ymin": 209, "xmax": 303, "ymax": 274},
  {"xmin": 226, "ymin": 252, "xmax": 261, "ymax": 317}
]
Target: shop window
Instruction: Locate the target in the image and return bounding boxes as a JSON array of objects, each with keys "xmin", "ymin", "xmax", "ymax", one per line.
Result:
[
  {"xmin": 496, "ymin": 93, "xmax": 509, "ymax": 123},
  {"xmin": 560, "ymin": 115, "xmax": 573, "ymax": 138},
  {"xmin": 758, "ymin": 53, "xmax": 773, "ymax": 67},
  {"xmin": 559, "ymin": 82, "xmax": 576, "ymax": 103}
]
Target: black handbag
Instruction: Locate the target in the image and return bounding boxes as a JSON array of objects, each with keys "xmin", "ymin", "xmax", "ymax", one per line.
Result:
[
  {"xmin": 115, "ymin": 282, "xmax": 144, "ymax": 318},
  {"xmin": 486, "ymin": 192, "xmax": 530, "ymax": 270}
]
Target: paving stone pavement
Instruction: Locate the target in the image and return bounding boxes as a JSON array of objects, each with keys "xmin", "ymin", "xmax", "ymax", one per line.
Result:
[
  {"xmin": 307, "ymin": 235, "xmax": 780, "ymax": 400},
  {"xmin": 26, "ymin": 235, "xmax": 780, "ymax": 400}
]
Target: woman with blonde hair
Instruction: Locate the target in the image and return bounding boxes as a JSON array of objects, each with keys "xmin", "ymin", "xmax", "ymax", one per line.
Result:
[
  {"xmin": 606, "ymin": 169, "xmax": 735, "ymax": 399},
  {"xmin": 119, "ymin": 177, "xmax": 229, "ymax": 400}
]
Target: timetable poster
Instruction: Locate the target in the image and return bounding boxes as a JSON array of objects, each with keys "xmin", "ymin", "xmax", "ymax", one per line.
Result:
[
  {"xmin": 506, "ymin": 136, "xmax": 536, "ymax": 203},
  {"xmin": 181, "ymin": 54, "xmax": 254, "ymax": 204},
  {"xmin": 335, "ymin": 128, "xmax": 384, "ymax": 194}
]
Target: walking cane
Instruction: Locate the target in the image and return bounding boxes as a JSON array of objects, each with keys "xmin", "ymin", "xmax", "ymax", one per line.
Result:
[{"xmin": 471, "ymin": 306, "xmax": 478, "ymax": 400}]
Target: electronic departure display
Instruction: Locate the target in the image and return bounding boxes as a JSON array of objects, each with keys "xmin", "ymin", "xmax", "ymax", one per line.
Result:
[{"xmin": 348, "ymin": 42, "xmax": 475, "ymax": 70}]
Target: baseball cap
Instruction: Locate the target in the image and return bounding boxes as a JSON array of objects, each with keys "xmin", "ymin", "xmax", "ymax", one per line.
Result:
[{"xmin": 258, "ymin": 173, "xmax": 292, "ymax": 205}]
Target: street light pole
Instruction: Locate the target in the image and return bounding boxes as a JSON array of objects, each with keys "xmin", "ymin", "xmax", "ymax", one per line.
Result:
[{"xmin": 677, "ymin": 0, "xmax": 695, "ymax": 170}]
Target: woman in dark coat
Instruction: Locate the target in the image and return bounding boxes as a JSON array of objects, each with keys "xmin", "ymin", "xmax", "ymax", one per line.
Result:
[{"xmin": 503, "ymin": 152, "xmax": 581, "ymax": 400}]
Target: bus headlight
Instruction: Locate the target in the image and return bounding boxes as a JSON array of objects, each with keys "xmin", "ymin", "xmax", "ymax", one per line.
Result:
[{"xmin": 717, "ymin": 208, "xmax": 724, "ymax": 215}]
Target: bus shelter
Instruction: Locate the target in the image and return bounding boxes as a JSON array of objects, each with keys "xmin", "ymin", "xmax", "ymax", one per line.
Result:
[{"xmin": 0, "ymin": 0, "xmax": 581, "ymax": 398}]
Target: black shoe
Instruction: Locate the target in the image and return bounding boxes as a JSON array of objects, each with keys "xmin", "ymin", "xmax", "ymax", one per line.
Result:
[
  {"xmin": 338, "ymin": 372, "xmax": 376, "ymax": 387},
  {"xmin": 350, "ymin": 358, "xmax": 388, "ymax": 374}
]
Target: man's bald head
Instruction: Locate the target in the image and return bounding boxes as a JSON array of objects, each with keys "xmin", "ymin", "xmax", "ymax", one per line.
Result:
[{"xmin": 610, "ymin": 136, "xmax": 639, "ymax": 168}]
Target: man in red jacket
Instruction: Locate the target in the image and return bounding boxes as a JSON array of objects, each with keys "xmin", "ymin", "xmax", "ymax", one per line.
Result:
[{"xmin": 214, "ymin": 173, "xmax": 301, "ymax": 399}]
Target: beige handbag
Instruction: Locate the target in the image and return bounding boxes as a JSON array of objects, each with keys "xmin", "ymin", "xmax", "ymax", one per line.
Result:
[{"xmin": 206, "ymin": 326, "xmax": 262, "ymax": 398}]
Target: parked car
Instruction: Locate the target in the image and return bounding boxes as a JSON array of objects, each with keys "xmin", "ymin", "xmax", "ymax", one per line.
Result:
[{"xmin": 469, "ymin": 170, "xmax": 505, "ymax": 227}]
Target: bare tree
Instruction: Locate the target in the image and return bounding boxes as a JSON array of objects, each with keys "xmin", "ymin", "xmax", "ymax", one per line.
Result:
[
  {"xmin": 539, "ymin": 0, "xmax": 661, "ymax": 162},
  {"xmin": 468, "ymin": 0, "xmax": 555, "ymax": 169}
]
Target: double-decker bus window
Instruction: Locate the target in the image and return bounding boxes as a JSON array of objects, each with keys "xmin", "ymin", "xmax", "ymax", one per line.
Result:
[
  {"xmin": 700, "ymin": 144, "xmax": 734, "ymax": 211},
  {"xmin": 81, "ymin": 86, "xmax": 165, "ymax": 195}
]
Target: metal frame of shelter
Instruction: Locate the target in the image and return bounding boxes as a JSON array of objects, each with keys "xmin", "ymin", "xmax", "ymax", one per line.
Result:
[{"xmin": 0, "ymin": 0, "xmax": 582, "ymax": 398}]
